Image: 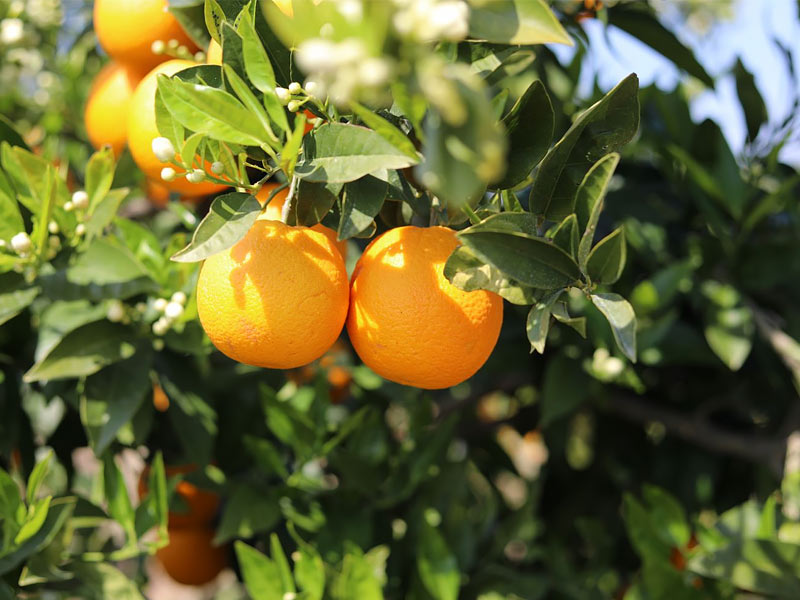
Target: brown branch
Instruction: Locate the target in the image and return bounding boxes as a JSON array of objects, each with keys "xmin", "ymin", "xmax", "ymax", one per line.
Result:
[{"xmin": 603, "ymin": 393, "xmax": 789, "ymax": 477}]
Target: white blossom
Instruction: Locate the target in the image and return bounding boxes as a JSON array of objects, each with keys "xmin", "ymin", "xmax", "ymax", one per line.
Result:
[
  {"xmin": 288, "ymin": 81, "xmax": 301, "ymax": 94},
  {"xmin": 10, "ymin": 231, "xmax": 31, "ymax": 254},
  {"xmin": 211, "ymin": 161, "xmax": 224, "ymax": 175},
  {"xmin": 154, "ymin": 298, "xmax": 169, "ymax": 312},
  {"xmin": 275, "ymin": 87, "xmax": 291, "ymax": 105},
  {"xmin": 107, "ymin": 300, "xmax": 125, "ymax": 323},
  {"xmin": 0, "ymin": 18, "xmax": 24, "ymax": 45},
  {"xmin": 71, "ymin": 190, "xmax": 89, "ymax": 210},
  {"xmin": 186, "ymin": 169, "xmax": 205, "ymax": 183},
  {"xmin": 170, "ymin": 291, "xmax": 187, "ymax": 305},
  {"xmin": 75, "ymin": 224, "xmax": 86, "ymax": 236},
  {"xmin": 160, "ymin": 167, "xmax": 177, "ymax": 181},
  {"xmin": 151, "ymin": 136, "xmax": 176, "ymax": 162}
]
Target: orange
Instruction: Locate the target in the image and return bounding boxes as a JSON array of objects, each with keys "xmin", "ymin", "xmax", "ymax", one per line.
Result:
[
  {"xmin": 93, "ymin": 0, "xmax": 198, "ymax": 73},
  {"xmin": 84, "ymin": 62, "xmax": 142, "ymax": 156},
  {"xmin": 152, "ymin": 382, "xmax": 170, "ymax": 411},
  {"xmin": 207, "ymin": 39, "xmax": 222, "ymax": 65},
  {"xmin": 196, "ymin": 219, "xmax": 349, "ymax": 369},
  {"xmin": 156, "ymin": 527, "xmax": 227, "ymax": 586},
  {"xmin": 347, "ymin": 226, "xmax": 503, "ymax": 389},
  {"xmin": 128, "ymin": 60, "xmax": 228, "ymax": 197},
  {"xmin": 258, "ymin": 184, "xmax": 347, "ymax": 260},
  {"xmin": 138, "ymin": 463, "xmax": 220, "ymax": 528},
  {"xmin": 145, "ymin": 179, "xmax": 171, "ymax": 208}
]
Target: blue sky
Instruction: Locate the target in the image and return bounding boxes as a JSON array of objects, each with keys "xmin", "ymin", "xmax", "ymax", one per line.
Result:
[{"xmin": 551, "ymin": 0, "xmax": 800, "ymax": 166}]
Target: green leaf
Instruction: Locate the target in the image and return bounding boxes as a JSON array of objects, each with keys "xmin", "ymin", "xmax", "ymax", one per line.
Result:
[
  {"xmin": 292, "ymin": 180, "xmax": 341, "ymax": 227},
  {"xmin": 622, "ymin": 493, "xmax": 672, "ymax": 562},
  {"xmin": 223, "ymin": 63, "xmax": 279, "ymax": 147},
  {"xmin": 14, "ymin": 497, "xmax": 51, "ymax": 546},
  {"xmin": 585, "ymin": 226, "xmax": 626, "ymax": 284},
  {"xmin": 350, "ymin": 103, "xmax": 421, "ymax": 161},
  {"xmin": 158, "ymin": 74, "xmax": 271, "ymax": 146},
  {"xmin": 733, "ymin": 58, "xmax": 768, "ymax": 141},
  {"xmin": 526, "ymin": 291, "xmax": 563, "ymax": 354},
  {"xmin": 531, "ymin": 74, "xmax": 638, "ymax": 220},
  {"xmin": 552, "ymin": 301, "xmax": 587, "ymax": 338},
  {"xmin": 608, "ymin": 5, "xmax": 713, "ymax": 87},
  {"xmin": 417, "ymin": 524, "xmax": 459, "ymax": 600},
  {"xmin": 629, "ymin": 261, "xmax": 694, "ymax": 316},
  {"xmin": 0, "ymin": 285, "xmax": 39, "ymax": 327},
  {"xmin": 0, "ymin": 497, "xmax": 75, "ymax": 576},
  {"xmin": 296, "ymin": 123, "xmax": 418, "ymax": 183},
  {"xmin": 71, "ymin": 562, "xmax": 145, "ymax": 600},
  {"xmin": 443, "ymin": 245, "xmax": 537, "ymax": 305},
  {"xmin": 1, "ymin": 145, "xmax": 51, "ymax": 214},
  {"xmin": 155, "ymin": 87, "xmax": 184, "ymax": 153},
  {"xmin": 67, "ymin": 238, "xmax": 154, "ymax": 290},
  {"xmin": 23, "ymin": 321, "xmax": 137, "ymax": 383},
  {"xmin": 576, "ymin": 153, "xmax": 620, "ymax": 267},
  {"xmin": 102, "ymin": 454, "xmax": 137, "ymax": 545},
  {"xmin": 457, "ymin": 230, "xmax": 581, "ymax": 289},
  {"xmin": 270, "ymin": 534, "xmax": 296, "ymax": 594},
  {"xmin": 641, "ymin": 485, "xmax": 690, "ymax": 548},
  {"xmin": 0, "ymin": 115, "xmax": 28, "ymax": 150},
  {"xmin": 25, "ymin": 451, "xmax": 52, "ymax": 506},
  {"xmin": 81, "ymin": 352, "xmax": 152, "ymax": 456},
  {"xmin": 701, "ymin": 281, "xmax": 754, "ymax": 371},
  {"xmin": 215, "ymin": 486, "xmax": 280, "ymax": 544},
  {"xmin": 467, "ymin": 0, "xmax": 572, "ymax": 45},
  {"xmin": 167, "ymin": 0, "xmax": 209, "ymax": 49},
  {"xmin": 590, "ymin": 293, "xmax": 637, "ymax": 362},
  {"xmin": 494, "ymin": 80, "xmax": 554, "ymax": 188},
  {"xmin": 84, "ymin": 188, "xmax": 129, "ymax": 241},
  {"xmin": 465, "ymin": 211, "xmax": 539, "ymax": 235},
  {"xmin": 238, "ymin": 9, "xmax": 277, "ymax": 91},
  {"xmin": 0, "ymin": 171, "xmax": 24, "ymax": 242},
  {"xmin": 84, "ymin": 148, "xmax": 116, "ymax": 213},
  {"xmin": 235, "ymin": 541, "xmax": 284, "ymax": 600},
  {"xmin": 332, "ymin": 545, "xmax": 385, "ymax": 600},
  {"xmin": 549, "ymin": 213, "xmax": 579, "ymax": 257},
  {"xmin": 688, "ymin": 539, "xmax": 800, "ymax": 597},
  {"xmin": 280, "ymin": 113, "xmax": 306, "ymax": 176},
  {"xmin": 338, "ymin": 176, "xmax": 388, "ymax": 240},
  {"xmin": 294, "ymin": 544, "xmax": 325, "ymax": 600},
  {"xmin": 171, "ymin": 192, "xmax": 261, "ymax": 262}
]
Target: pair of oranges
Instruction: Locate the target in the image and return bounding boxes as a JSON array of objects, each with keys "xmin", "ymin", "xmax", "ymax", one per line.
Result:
[
  {"xmin": 197, "ymin": 190, "xmax": 503, "ymax": 390},
  {"xmin": 85, "ymin": 0, "xmax": 227, "ymax": 198}
]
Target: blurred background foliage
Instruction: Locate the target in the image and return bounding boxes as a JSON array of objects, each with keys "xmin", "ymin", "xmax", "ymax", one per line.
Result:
[{"xmin": 0, "ymin": 0, "xmax": 799, "ymax": 598}]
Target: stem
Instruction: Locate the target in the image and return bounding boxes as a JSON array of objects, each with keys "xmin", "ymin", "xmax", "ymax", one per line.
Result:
[
  {"xmin": 281, "ymin": 175, "xmax": 298, "ymax": 224},
  {"xmin": 462, "ymin": 203, "xmax": 481, "ymax": 226}
]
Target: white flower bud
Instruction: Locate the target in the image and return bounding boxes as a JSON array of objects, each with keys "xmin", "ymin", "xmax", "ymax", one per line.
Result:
[
  {"xmin": 304, "ymin": 80, "xmax": 322, "ymax": 98},
  {"xmin": 431, "ymin": 0, "xmax": 470, "ymax": 41},
  {"xmin": 194, "ymin": 51, "xmax": 205, "ymax": 62},
  {"xmin": 152, "ymin": 317, "xmax": 170, "ymax": 336},
  {"xmin": 296, "ymin": 39, "xmax": 339, "ymax": 74},
  {"xmin": 186, "ymin": 169, "xmax": 205, "ymax": 183},
  {"xmin": 10, "ymin": 231, "xmax": 31, "ymax": 254},
  {"xmin": 288, "ymin": 81, "xmax": 301, "ymax": 94},
  {"xmin": 47, "ymin": 221, "xmax": 59, "ymax": 234},
  {"xmin": 48, "ymin": 235, "xmax": 60, "ymax": 249},
  {"xmin": 167, "ymin": 39, "xmax": 179, "ymax": 50},
  {"xmin": 287, "ymin": 100, "xmax": 299, "ymax": 113},
  {"xmin": 0, "ymin": 18, "xmax": 24, "ymax": 45},
  {"xmin": 151, "ymin": 40, "xmax": 166, "ymax": 55},
  {"xmin": 153, "ymin": 338, "xmax": 165, "ymax": 351},
  {"xmin": 275, "ymin": 87, "xmax": 291, "ymax": 105},
  {"xmin": 153, "ymin": 298, "xmax": 169, "ymax": 312},
  {"xmin": 0, "ymin": 239, "xmax": 6, "ymax": 248},
  {"xmin": 210, "ymin": 161, "xmax": 224, "ymax": 175},
  {"xmin": 135, "ymin": 302, "xmax": 147, "ymax": 313},
  {"xmin": 160, "ymin": 167, "xmax": 177, "ymax": 181},
  {"xmin": 63, "ymin": 201, "xmax": 73, "ymax": 212},
  {"xmin": 358, "ymin": 57, "xmax": 390, "ymax": 87},
  {"xmin": 71, "ymin": 190, "xmax": 89, "ymax": 210},
  {"xmin": 107, "ymin": 300, "xmax": 125, "ymax": 323},
  {"xmin": 177, "ymin": 45, "xmax": 188, "ymax": 56},
  {"xmin": 170, "ymin": 291, "xmax": 187, "ymax": 305},
  {"xmin": 74, "ymin": 224, "xmax": 86, "ymax": 236},
  {"xmin": 151, "ymin": 136, "xmax": 176, "ymax": 163},
  {"xmin": 164, "ymin": 301, "xmax": 184, "ymax": 320}
]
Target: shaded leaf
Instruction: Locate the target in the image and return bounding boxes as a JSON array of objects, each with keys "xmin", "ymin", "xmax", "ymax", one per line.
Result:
[
  {"xmin": 467, "ymin": 0, "xmax": 572, "ymax": 45},
  {"xmin": 586, "ymin": 226, "xmax": 626, "ymax": 284},
  {"xmin": 444, "ymin": 245, "xmax": 537, "ymax": 305},
  {"xmin": 590, "ymin": 293, "xmax": 637, "ymax": 362}
]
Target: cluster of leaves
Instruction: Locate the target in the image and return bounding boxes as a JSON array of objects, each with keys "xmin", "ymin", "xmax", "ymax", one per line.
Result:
[{"xmin": 0, "ymin": 0, "xmax": 798, "ymax": 598}]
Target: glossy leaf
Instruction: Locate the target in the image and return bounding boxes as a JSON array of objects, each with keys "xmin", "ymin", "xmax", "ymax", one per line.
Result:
[
  {"xmin": 734, "ymin": 58, "xmax": 768, "ymax": 141},
  {"xmin": 590, "ymin": 293, "xmax": 637, "ymax": 362},
  {"xmin": 338, "ymin": 176, "xmax": 388, "ymax": 240},
  {"xmin": 458, "ymin": 230, "xmax": 581, "ymax": 289},
  {"xmin": 84, "ymin": 148, "xmax": 115, "ymax": 213},
  {"xmin": 417, "ymin": 523, "xmax": 459, "ymax": 600},
  {"xmin": 350, "ymin": 103, "xmax": 420, "ymax": 161},
  {"xmin": 526, "ymin": 290, "xmax": 563, "ymax": 354},
  {"xmin": 172, "ymin": 192, "xmax": 261, "ymax": 262},
  {"xmin": 550, "ymin": 213, "xmax": 579, "ymax": 257},
  {"xmin": 701, "ymin": 281, "xmax": 754, "ymax": 371},
  {"xmin": 576, "ymin": 153, "xmax": 620, "ymax": 267},
  {"xmin": 23, "ymin": 321, "xmax": 137, "ymax": 382},
  {"xmin": 531, "ymin": 75, "xmax": 638, "ymax": 220},
  {"xmin": 586, "ymin": 226, "xmax": 626, "ymax": 284},
  {"xmin": 444, "ymin": 245, "xmax": 538, "ymax": 305},
  {"xmin": 0, "ymin": 285, "xmax": 39, "ymax": 327},
  {"xmin": 296, "ymin": 123, "xmax": 418, "ymax": 183},
  {"xmin": 494, "ymin": 80, "xmax": 554, "ymax": 188},
  {"xmin": 292, "ymin": 180, "xmax": 341, "ymax": 227},
  {"xmin": 235, "ymin": 541, "xmax": 284, "ymax": 600},
  {"xmin": 467, "ymin": 0, "xmax": 572, "ymax": 46},
  {"xmin": 216, "ymin": 487, "xmax": 280, "ymax": 544}
]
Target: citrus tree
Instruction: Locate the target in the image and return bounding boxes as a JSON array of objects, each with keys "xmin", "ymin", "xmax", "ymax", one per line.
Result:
[{"xmin": 1, "ymin": 0, "xmax": 800, "ymax": 598}]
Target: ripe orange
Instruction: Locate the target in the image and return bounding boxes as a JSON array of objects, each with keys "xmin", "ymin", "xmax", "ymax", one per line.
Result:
[
  {"xmin": 258, "ymin": 184, "xmax": 347, "ymax": 260},
  {"xmin": 207, "ymin": 39, "xmax": 222, "ymax": 65},
  {"xmin": 93, "ymin": 0, "xmax": 198, "ymax": 73},
  {"xmin": 347, "ymin": 226, "xmax": 503, "ymax": 389},
  {"xmin": 196, "ymin": 219, "xmax": 349, "ymax": 369},
  {"xmin": 138, "ymin": 463, "xmax": 220, "ymax": 528},
  {"xmin": 128, "ymin": 60, "xmax": 228, "ymax": 197},
  {"xmin": 84, "ymin": 62, "xmax": 142, "ymax": 156},
  {"xmin": 156, "ymin": 527, "xmax": 227, "ymax": 586}
]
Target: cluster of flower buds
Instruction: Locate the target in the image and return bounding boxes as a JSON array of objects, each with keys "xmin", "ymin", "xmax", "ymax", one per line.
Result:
[
  {"xmin": 150, "ymin": 38, "xmax": 200, "ymax": 62},
  {"xmin": 152, "ymin": 291, "xmax": 187, "ymax": 336},
  {"xmin": 393, "ymin": 0, "xmax": 470, "ymax": 42}
]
